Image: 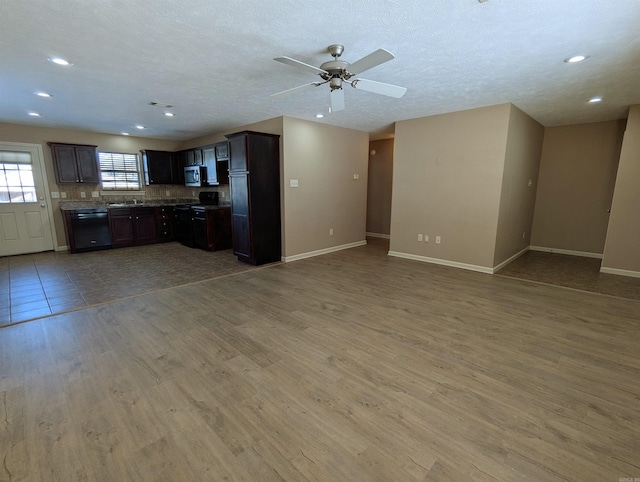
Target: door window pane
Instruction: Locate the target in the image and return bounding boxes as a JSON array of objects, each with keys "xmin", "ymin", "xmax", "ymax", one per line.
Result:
[{"xmin": 0, "ymin": 162, "xmax": 36, "ymax": 203}]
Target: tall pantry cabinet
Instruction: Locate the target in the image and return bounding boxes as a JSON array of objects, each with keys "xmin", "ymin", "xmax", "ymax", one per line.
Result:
[{"xmin": 226, "ymin": 131, "xmax": 281, "ymax": 265}]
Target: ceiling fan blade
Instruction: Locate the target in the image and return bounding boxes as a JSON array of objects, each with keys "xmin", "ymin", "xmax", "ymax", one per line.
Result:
[
  {"xmin": 352, "ymin": 78, "xmax": 407, "ymax": 98},
  {"xmin": 274, "ymin": 56, "xmax": 328, "ymax": 75},
  {"xmin": 330, "ymin": 89, "xmax": 345, "ymax": 112},
  {"xmin": 346, "ymin": 49, "xmax": 395, "ymax": 76},
  {"xmin": 270, "ymin": 83, "xmax": 317, "ymax": 97}
]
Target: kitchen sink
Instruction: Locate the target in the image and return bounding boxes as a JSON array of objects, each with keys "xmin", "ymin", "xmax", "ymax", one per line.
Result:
[{"xmin": 107, "ymin": 202, "xmax": 143, "ymax": 207}]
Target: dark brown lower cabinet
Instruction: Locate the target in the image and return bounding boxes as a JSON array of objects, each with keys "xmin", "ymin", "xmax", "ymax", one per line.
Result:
[
  {"xmin": 155, "ymin": 206, "xmax": 174, "ymax": 242},
  {"xmin": 192, "ymin": 206, "xmax": 232, "ymax": 251},
  {"xmin": 109, "ymin": 208, "xmax": 134, "ymax": 247},
  {"xmin": 109, "ymin": 207, "xmax": 157, "ymax": 248}
]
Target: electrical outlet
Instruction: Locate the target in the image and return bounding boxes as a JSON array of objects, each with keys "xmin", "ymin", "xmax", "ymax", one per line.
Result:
[
  {"xmin": 165, "ymin": 190, "xmax": 170, "ymax": 196},
  {"xmin": 418, "ymin": 233, "xmax": 423, "ymax": 242},
  {"xmin": 91, "ymin": 191, "xmax": 99, "ymax": 198},
  {"xmin": 425, "ymin": 235, "xmax": 429, "ymax": 243},
  {"xmin": 60, "ymin": 192, "xmax": 67, "ymax": 198},
  {"xmin": 80, "ymin": 192, "xmax": 86, "ymax": 198},
  {"xmin": 290, "ymin": 179, "xmax": 299, "ymax": 187},
  {"xmin": 329, "ymin": 228, "xmax": 334, "ymax": 236},
  {"xmin": 522, "ymin": 231, "xmax": 526, "ymax": 239},
  {"xmin": 435, "ymin": 236, "xmax": 441, "ymax": 244},
  {"xmin": 353, "ymin": 173, "xmax": 360, "ymax": 180}
]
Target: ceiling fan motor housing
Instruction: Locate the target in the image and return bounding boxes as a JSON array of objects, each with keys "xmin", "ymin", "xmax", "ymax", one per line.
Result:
[{"xmin": 319, "ymin": 59, "xmax": 352, "ymax": 87}]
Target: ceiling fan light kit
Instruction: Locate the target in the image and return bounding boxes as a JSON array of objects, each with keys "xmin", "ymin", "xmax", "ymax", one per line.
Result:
[{"xmin": 272, "ymin": 44, "xmax": 407, "ymax": 112}]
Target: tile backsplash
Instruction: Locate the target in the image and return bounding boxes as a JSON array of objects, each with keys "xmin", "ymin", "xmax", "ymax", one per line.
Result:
[{"xmin": 51, "ymin": 184, "xmax": 230, "ymax": 203}]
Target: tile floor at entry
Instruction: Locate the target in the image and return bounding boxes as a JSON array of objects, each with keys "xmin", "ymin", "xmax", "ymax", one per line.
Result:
[
  {"xmin": 496, "ymin": 249, "xmax": 640, "ymax": 300},
  {"xmin": 0, "ymin": 243, "xmax": 261, "ymax": 326}
]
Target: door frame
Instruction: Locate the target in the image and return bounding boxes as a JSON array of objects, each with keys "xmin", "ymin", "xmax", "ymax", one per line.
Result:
[{"xmin": 0, "ymin": 141, "xmax": 59, "ymax": 252}]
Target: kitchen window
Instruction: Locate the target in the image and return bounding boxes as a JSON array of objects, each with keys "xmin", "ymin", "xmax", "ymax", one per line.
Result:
[{"xmin": 98, "ymin": 152, "xmax": 141, "ymax": 190}]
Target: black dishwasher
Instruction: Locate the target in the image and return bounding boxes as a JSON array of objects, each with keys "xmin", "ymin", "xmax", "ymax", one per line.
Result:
[{"xmin": 69, "ymin": 208, "xmax": 112, "ymax": 252}]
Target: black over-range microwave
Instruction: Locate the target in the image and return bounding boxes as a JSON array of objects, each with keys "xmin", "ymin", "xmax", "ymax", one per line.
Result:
[{"xmin": 184, "ymin": 165, "xmax": 207, "ymax": 187}]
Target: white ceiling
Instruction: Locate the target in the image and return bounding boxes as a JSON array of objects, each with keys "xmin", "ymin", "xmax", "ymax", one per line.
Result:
[{"xmin": 2, "ymin": 0, "xmax": 640, "ymax": 141}]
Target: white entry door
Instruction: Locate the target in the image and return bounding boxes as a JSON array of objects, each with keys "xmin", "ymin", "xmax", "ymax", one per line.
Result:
[{"xmin": 0, "ymin": 142, "xmax": 55, "ymax": 256}]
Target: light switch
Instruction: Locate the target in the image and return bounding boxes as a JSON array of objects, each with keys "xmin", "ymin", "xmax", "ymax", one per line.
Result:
[
  {"xmin": 290, "ymin": 179, "xmax": 299, "ymax": 188},
  {"xmin": 51, "ymin": 192, "xmax": 60, "ymax": 199},
  {"xmin": 353, "ymin": 173, "xmax": 360, "ymax": 180}
]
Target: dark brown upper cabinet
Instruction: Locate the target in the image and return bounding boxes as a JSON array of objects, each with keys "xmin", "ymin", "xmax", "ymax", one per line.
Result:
[
  {"xmin": 141, "ymin": 150, "xmax": 184, "ymax": 185},
  {"xmin": 48, "ymin": 142, "xmax": 99, "ymax": 184},
  {"xmin": 183, "ymin": 148, "xmax": 204, "ymax": 166},
  {"xmin": 202, "ymin": 145, "xmax": 218, "ymax": 186}
]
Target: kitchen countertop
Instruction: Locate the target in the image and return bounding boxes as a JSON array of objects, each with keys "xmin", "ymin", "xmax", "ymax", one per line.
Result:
[
  {"xmin": 191, "ymin": 204, "xmax": 231, "ymax": 210},
  {"xmin": 59, "ymin": 200, "xmax": 231, "ymax": 211}
]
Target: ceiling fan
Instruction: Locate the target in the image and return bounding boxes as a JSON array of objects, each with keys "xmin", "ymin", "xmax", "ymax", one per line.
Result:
[{"xmin": 271, "ymin": 44, "xmax": 407, "ymax": 113}]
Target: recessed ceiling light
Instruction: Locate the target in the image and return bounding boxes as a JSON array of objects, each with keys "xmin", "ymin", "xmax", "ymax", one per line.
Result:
[
  {"xmin": 121, "ymin": 132, "xmax": 130, "ymax": 136},
  {"xmin": 48, "ymin": 57, "xmax": 72, "ymax": 66},
  {"xmin": 564, "ymin": 55, "xmax": 588, "ymax": 63},
  {"xmin": 164, "ymin": 112, "xmax": 175, "ymax": 117},
  {"xmin": 28, "ymin": 112, "xmax": 41, "ymax": 117},
  {"xmin": 588, "ymin": 97, "xmax": 603, "ymax": 103},
  {"xmin": 35, "ymin": 92, "xmax": 52, "ymax": 98},
  {"xmin": 135, "ymin": 124, "xmax": 145, "ymax": 129},
  {"xmin": 315, "ymin": 113, "xmax": 324, "ymax": 118}
]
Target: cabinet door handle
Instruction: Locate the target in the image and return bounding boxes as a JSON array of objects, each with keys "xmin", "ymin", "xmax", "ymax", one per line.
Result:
[{"xmin": 129, "ymin": 216, "xmax": 132, "ymax": 220}]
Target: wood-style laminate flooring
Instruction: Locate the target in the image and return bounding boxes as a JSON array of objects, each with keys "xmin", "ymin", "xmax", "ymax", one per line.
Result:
[{"xmin": 1, "ymin": 239, "xmax": 639, "ymax": 480}]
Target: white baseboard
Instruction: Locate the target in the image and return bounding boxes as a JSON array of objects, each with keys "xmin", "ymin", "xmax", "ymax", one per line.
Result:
[
  {"xmin": 529, "ymin": 245, "xmax": 603, "ymax": 259},
  {"xmin": 387, "ymin": 251, "xmax": 493, "ymax": 274},
  {"xmin": 56, "ymin": 245, "xmax": 69, "ymax": 252},
  {"xmin": 599, "ymin": 266, "xmax": 640, "ymax": 278},
  {"xmin": 492, "ymin": 246, "xmax": 529, "ymax": 273},
  {"xmin": 366, "ymin": 232, "xmax": 390, "ymax": 239},
  {"xmin": 282, "ymin": 240, "xmax": 367, "ymax": 263}
]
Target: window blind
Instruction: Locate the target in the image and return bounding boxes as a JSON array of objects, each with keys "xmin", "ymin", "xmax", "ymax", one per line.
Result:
[{"xmin": 98, "ymin": 152, "xmax": 141, "ymax": 190}]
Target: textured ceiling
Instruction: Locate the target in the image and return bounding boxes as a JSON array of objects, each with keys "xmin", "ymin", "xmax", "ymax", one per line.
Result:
[{"xmin": 2, "ymin": 0, "xmax": 640, "ymax": 140}]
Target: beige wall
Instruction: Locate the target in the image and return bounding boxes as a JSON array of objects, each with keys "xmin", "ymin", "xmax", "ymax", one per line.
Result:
[
  {"xmin": 530, "ymin": 120, "xmax": 625, "ymax": 255},
  {"xmin": 0, "ymin": 122, "xmax": 184, "ymax": 247},
  {"xmin": 602, "ymin": 105, "xmax": 640, "ymax": 274},
  {"xmin": 493, "ymin": 105, "xmax": 544, "ymax": 266},
  {"xmin": 281, "ymin": 117, "xmax": 369, "ymax": 258},
  {"xmin": 390, "ymin": 104, "xmax": 511, "ymax": 270},
  {"xmin": 366, "ymin": 139, "xmax": 394, "ymax": 236}
]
